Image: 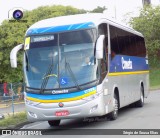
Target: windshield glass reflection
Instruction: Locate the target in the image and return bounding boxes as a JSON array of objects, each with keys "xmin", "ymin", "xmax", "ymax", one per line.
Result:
[{"xmin": 24, "ymin": 29, "xmax": 98, "ymax": 89}]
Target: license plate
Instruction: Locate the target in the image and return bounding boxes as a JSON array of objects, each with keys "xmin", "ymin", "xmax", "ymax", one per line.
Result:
[{"xmin": 55, "ymin": 110, "xmax": 69, "ymax": 116}]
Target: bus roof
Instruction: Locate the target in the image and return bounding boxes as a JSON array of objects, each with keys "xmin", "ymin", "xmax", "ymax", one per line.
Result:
[{"xmin": 26, "ymin": 13, "xmax": 143, "ymax": 37}]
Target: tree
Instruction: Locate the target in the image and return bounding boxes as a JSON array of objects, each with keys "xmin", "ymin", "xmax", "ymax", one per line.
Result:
[
  {"xmin": 91, "ymin": 6, "xmax": 107, "ymax": 13},
  {"xmin": 130, "ymin": 5, "xmax": 160, "ymax": 65},
  {"xmin": 0, "ymin": 5, "xmax": 87, "ymax": 83}
]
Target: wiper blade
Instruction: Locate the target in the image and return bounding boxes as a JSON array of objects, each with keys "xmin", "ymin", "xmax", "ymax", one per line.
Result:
[
  {"xmin": 65, "ymin": 58, "xmax": 81, "ymax": 90},
  {"xmin": 40, "ymin": 64, "xmax": 53, "ymax": 94}
]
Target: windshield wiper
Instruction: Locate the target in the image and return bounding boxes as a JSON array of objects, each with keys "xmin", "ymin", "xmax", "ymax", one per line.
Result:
[
  {"xmin": 40, "ymin": 63, "xmax": 54, "ymax": 94},
  {"xmin": 65, "ymin": 57, "xmax": 81, "ymax": 90}
]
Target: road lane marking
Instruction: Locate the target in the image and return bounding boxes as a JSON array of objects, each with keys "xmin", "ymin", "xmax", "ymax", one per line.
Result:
[{"xmin": 21, "ymin": 122, "xmax": 44, "ymax": 129}]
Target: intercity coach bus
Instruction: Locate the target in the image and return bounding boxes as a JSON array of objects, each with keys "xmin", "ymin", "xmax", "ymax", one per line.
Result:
[{"xmin": 10, "ymin": 13, "xmax": 149, "ymax": 126}]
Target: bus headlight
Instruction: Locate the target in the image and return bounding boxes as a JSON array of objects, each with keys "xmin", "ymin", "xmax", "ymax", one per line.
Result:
[
  {"xmin": 82, "ymin": 91, "xmax": 102, "ymax": 101},
  {"xmin": 25, "ymin": 99, "xmax": 40, "ymax": 106}
]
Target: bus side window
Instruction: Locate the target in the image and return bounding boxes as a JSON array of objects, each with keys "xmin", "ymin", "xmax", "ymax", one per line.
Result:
[
  {"xmin": 110, "ymin": 25, "xmax": 146, "ymax": 58},
  {"xmin": 110, "ymin": 25, "xmax": 120, "ymax": 60}
]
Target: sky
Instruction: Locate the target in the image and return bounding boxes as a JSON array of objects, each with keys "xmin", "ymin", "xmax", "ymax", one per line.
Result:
[{"xmin": 0, "ymin": 0, "xmax": 160, "ymax": 24}]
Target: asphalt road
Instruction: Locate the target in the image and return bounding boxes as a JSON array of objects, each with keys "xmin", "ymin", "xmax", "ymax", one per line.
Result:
[
  {"xmin": 0, "ymin": 103, "xmax": 25, "ymax": 115},
  {"xmin": 1, "ymin": 89, "xmax": 160, "ymax": 138},
  {"xmin": 22, "ymin": 89, "xmax": 160, "ymax": 129}
]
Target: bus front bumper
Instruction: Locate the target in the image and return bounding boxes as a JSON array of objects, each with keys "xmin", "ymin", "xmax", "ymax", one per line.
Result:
[{"xmin": 25, "ymin": 93, "xmax": 105, "ymax": 122}]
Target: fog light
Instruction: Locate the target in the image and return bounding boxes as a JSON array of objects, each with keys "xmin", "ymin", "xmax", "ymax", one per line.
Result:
[
  {"xmin": 28, "ymin": 111, "xmax": 37, "ymax": 118},
  {"xmin": 90, "ymin": 105, "xmax": 98, "ymax": 113}
]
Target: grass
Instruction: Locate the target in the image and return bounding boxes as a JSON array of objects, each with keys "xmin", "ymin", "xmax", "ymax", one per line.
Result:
[
  {"xmin": 150, "ymin": 67, "xmax": 160, "ymax": 90},
  {"xmin": 0, "ymin": 112, "xmax": 27, "ymax": 129}
]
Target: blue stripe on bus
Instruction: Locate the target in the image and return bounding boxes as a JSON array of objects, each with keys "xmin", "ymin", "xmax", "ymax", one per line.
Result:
[
  {"xmin": 26, "ymin": 86, "xmax": 96, "ymax": 100},
  {"xmin": 26, "ymin": 22, "xmax": 95, "ymax": 35},
  {"xmin": 109, "ymin": 55, "xmax": 149, "ymax": 73}
]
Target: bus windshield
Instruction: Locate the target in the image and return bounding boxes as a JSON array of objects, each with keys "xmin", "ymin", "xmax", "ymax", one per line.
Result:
[{"xmin": 24, "ymin": 29, "xmax": 98, "ymax": 90}]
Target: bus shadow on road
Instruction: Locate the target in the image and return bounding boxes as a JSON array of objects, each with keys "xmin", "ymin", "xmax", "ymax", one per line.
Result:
[
  {"xmin": 47, "ymin": 102, "xmax": 150, "ymax": 130},
  {"xmin": 41, "ymin": 102, "xmax": 150, "ymax": 134}
]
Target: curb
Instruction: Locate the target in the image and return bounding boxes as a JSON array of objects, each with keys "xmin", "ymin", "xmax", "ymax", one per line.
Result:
[
  {"xmin": 149, "ymin": 88, "xmax": 160, "ymax": 91},
  {"xmin": 0, "ymin": 121, "xmax": 31, "ymax": 129},
  {"xmin": 2, "ymin": 111, "xmax": 26, "ymax": 117},
  {"xmin": 0, "ymin": 112, "xmax": 31, "ymax": 129},
  {"xmin": 14, "ymin": 102, "xmax": 25, "ymax": 105},
  {"xmin": 7, "ymin": 121, "xmax": 31, "ymax": 129},
  {"xmin": 0, "ymin": 104, "xmax": 9, "ymax": 108}
]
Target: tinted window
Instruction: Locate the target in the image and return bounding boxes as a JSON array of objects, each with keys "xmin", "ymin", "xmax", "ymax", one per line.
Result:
[
  {"xmin": 59, "ymin": 29, "xmax": 96, "ymax": 45},
  {"xmin": 109, "ymin": 25, "xmax": 146, "ymax": 57}
]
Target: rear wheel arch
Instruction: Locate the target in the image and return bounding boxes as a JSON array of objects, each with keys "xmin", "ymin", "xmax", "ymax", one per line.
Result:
[
  {"xmin": 135, "ymin": 82, "xmax": 144, "ymax": 107},
  {"xmin": 107, "ymin": 87, "xmax": 120, "ymax": 120}
]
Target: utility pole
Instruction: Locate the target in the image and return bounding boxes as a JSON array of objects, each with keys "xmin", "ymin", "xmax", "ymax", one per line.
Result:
[{"xmin": 114, "ymin": 0, "xmax": 117, "ymax": 19}]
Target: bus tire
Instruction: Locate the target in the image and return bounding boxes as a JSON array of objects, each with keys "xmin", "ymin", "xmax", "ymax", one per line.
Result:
[
  {"xmin": 135, "ymin": 86, "xmax": 144, "ymax": 107},
  {"xmin": 48, "ymin": 120, "xmax": 61, "ymax": 126},
  {"xmin": 108, "ymin": 93, "xmax": 119, "ymax": 120}
]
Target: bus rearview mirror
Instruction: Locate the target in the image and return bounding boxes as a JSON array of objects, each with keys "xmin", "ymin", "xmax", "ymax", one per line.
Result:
[
  {"xmin": 10, "ymin": 44, "xmax": 24, "ymax": 68},
  {"xmin": 95, "ymin": 35, "xmax": 105, "ymax": 59}
]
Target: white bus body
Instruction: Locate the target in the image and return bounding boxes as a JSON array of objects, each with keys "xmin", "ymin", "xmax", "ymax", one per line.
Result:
[{"xmin": 10, "ymin": 13, "xmax": 149, "ymax": 126}]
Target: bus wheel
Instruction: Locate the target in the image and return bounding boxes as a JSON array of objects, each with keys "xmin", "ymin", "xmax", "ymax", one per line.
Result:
[
  {"xmin": 135, "ymin": 86, "xmax": 144, "ymax": 107},
  {"xmin": 48, "ymin": 120, "xmax": 61, "ymax": 126},
  {"xmin": 108, "ymin": 94, "xmax": 119, "ymax": 120}
]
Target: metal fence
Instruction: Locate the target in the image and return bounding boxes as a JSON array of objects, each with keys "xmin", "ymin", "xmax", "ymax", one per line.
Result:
[{"xmin": 0, "ymin": 82, "xmax": 25, "ymax": 118}]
